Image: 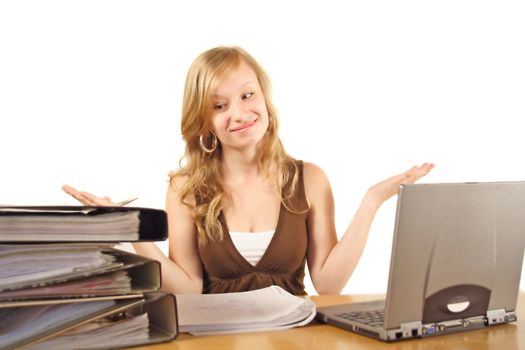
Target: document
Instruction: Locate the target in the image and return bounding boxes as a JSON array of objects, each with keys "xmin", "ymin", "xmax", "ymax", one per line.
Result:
[
  {"xmin": 0, "ymin": 293, "xmax": 177, "ymax": 350},
  {"xmin": 0, "ymin": 270, "xmax": 131, "ymax": 300},
  {"xmin": 176, "ymin": 285, "xmax": 316, "ymax": 335},
  {"xmin": 0, "ymin": 244, "xmax": 119, "ymax": 290},
  {"xmin": 0, "ymin": 300, "xmax": 116, "ymax": 349},
  {"xmin": 25, "ymin": 313, "xmax": 150, "ymax": 350}
]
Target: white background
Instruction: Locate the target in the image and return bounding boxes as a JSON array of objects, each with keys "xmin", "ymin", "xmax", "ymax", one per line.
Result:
[{"xmin": 1, "ymin": 1, "xmax": 524, "ymax": 294}]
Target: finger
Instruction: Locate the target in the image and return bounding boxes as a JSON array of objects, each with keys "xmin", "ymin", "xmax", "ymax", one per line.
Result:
[
  {"xmin": 406, "ymin": 163, "xmax": 435, "ymax": 183},
  {"xmin": 62, "ymin": 184, "xmax": 81, "ymax": 197},
  {"xmin": 91, "ymin": 198, "xmax": 107, "ymax": 206},
  {"xmin": 92, "ymin": 197, "xmax": 115, "ymax": 206},
  {"xmin": 72, "ymin": 193, "xmax": 95, "ymax": 206},
  {"xmin": 81, "ymin": 191, "xmax": 102, "ymax": 205},
  {"xmin": 62, "ymin": 185, "xmax": 92, "ymax": 205},
  {"xmin": 86, "ymin": 194, "xmax": 117, "ymax": 206},
  {"xmin": 392, "ymin": 168, "xmax": 415, "ymax": 184},
  {"xmin": 396, "ymin": 166, "xmax": 422, "ymax": 185},
  {"xmin": 414, "ymin": 163, "xmax": 434, "ymax": 178}
]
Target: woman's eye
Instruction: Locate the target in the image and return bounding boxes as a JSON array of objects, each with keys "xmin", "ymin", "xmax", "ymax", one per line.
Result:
[
  {"xmin": 242, "ymin": 92, "xmax": 253, "ymax": 100},
  {"xmin": 214, "ymin": 103, "xmax": 226, "ymax": 110}
]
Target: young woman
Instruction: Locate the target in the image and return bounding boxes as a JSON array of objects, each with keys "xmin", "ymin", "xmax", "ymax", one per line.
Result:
[{"xmin": 63, "ymin": 46, "xmax": 433, "ymax": 295}]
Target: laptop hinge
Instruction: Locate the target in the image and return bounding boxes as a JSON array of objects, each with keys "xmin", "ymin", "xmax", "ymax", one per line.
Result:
[{"xmin": 486, "ymin": 309, "xmax": 517, "ymax": 325}]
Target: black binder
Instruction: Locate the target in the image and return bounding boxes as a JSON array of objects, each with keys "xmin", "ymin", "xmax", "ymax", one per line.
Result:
[{"xmin": 0, "ymin": 206, "xmax": 167, "ymax": 242}]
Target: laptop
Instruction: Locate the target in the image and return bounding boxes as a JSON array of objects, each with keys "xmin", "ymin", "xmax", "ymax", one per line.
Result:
[{"xmin": 316, "ymin": 181, "xmax": 525, "ymax": 341}]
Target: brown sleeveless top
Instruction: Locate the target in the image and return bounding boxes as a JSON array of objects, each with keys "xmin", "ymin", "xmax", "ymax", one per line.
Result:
[{"xmin": 198, "ymin": 160, "xmax": 309, "ymax": 295}]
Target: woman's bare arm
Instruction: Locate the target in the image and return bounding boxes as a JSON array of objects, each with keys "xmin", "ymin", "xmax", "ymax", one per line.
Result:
[
  {"xmin": 62, "ymin": 181, "xmax": 203, "ymax": 294},
  {"xmin": 304, "ymin": 163, "xmax": 434, "ymax": 294}
]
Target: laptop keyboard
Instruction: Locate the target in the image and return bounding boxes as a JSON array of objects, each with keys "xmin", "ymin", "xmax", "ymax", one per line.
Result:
[{"xmin": 335, "ymin": 309, "xmax": 385, "ymax": 327}]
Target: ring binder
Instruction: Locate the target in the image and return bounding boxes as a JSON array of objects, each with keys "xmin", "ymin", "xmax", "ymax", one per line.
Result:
[
  {"xmin": 1, "ymin": 293, "xmax": 178, "ymax": 350},
  {"xmin": 0, "ymin": 248, "xmax": 161, "ymax": 303},
  {"xmin": 0, "ymin": 206, "xmax": 168, "ymax": 242}
]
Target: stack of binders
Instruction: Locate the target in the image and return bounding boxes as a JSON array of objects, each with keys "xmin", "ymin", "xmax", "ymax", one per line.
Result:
[{"xmin": 0, "ymin": 206, "xmax": 178, "ymax": 350}]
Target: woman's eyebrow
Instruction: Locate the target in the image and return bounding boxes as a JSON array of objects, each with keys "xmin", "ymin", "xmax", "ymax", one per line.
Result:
[{"xmin": 212, "ymin": 81, "xmax": 255, "ymax": 98}]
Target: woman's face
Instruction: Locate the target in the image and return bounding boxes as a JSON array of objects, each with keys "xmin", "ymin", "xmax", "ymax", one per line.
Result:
[{"xmin": 210, "ymin": 62, "xmax": 269, "ymax": 153}]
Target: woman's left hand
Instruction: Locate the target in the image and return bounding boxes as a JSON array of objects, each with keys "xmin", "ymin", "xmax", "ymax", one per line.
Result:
[
  {"xmin": 367, "ymin": 163, "xmax": 435, "ymax": 204},
  {"xmin": 62, "ymin": 184, "xmax": 117, "ymax": 206}
]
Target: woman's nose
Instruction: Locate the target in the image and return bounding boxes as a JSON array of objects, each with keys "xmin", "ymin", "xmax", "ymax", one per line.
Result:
[{"xmin": 229, "ymin": 100, "xmax": 247, "ymax": 121}]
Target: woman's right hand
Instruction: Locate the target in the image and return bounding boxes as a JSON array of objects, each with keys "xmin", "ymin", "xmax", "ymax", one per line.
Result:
[
  {"xmin": 366, "ymin": 163, "xmax": 434, "ymax": 205},
  {"xmin": 62, "ymin": 184, "xmax": 116, "ymax": 206}
]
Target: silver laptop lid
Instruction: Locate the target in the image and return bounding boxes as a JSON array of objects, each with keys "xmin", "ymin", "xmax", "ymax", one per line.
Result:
[{"xmin": 384, "ymin": 181, "xmax": 525, "ymax": 329}]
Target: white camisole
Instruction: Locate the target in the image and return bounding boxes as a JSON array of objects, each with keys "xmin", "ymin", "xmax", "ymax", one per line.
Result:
[{"xmin": 229, "ymin": 231, "xmax": 275, "ymax": 266}]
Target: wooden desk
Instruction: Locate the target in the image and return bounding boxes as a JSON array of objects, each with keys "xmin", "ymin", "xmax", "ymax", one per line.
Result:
[{"xmin": 134, "ymin": 292, "xmax": 525, "ymax": 350}]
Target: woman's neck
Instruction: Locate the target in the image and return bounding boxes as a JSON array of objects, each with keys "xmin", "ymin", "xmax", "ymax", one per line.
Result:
[
  {"xmin": 221, "ymin": 149, "xmax": 261, "ymax": 183},
  {"xmin": 220, "ymin": 146, "xmax": 279, "ymax": 187}
]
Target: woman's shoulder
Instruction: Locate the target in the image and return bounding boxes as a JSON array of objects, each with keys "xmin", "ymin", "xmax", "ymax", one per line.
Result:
[
  {"xmin": 301, "ymin": 161, "xmax": 331, "ymax": 193},
  {"xmin": 301, "ymin": 161, "xmax": 328, "ymax": 181},
  {"xmin": 287, "ymin": 159, "xmax": 324, "ymax": 176},
  {"xmin": 167, "ymin": 170, "xmax": 195, "ymax": 205},
  {"xmin": 168, "ymin": 170, "xmax": 188, "ymax": 187}
]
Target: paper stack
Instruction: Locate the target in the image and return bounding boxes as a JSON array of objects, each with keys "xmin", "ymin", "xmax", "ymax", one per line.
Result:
[{"xmin": 176, "ymin": 285, "xmax": 316, "ymax": 335}]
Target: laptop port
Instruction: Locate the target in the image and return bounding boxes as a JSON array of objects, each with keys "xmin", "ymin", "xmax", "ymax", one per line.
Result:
[
  {"xmin": 423, "ymin": 326, "xmax": 436, "ymax": 334},
  {"xmin": 395, "ymin": 331, "xmax": 403, "ymax": 339}
]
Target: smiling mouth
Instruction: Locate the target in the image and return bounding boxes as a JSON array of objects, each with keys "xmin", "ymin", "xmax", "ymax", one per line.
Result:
[{"xmin": 230, "ymin": 117, "xmax": 258, "ymax": 132}]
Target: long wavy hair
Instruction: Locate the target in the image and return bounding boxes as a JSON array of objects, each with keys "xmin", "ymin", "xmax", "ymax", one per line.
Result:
[{"xmin": 171, "ymin": 46, "xmax": 300, "ymax": 245}]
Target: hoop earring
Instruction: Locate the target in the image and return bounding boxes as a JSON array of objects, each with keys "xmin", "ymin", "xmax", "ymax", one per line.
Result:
[{"xmin": 199, "ymin": 132, "xmax": 218, "ymax": 154}]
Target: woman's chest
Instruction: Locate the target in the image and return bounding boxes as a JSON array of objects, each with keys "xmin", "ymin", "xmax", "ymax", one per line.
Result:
[{"xmin": 222, "ymin": 187, "xmax": 281, "ymax": 232}]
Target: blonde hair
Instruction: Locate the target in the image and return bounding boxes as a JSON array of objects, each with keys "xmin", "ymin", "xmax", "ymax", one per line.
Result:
[{"xmin": 171, "ymin": 46, "xmax": 299, "ymax": 245}]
